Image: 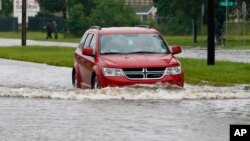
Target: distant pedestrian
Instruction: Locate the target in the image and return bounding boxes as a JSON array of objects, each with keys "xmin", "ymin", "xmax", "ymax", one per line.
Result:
[
  {"xmin": 45, "ymin": 20, "xmax": 53, "ymax": 39},
  {"xmin": 215, "ymin": 18, "xmax": 224, "ymax": 46},
  {"xmin": 53, "ymin": 21, "xmax": 58, "ymax": 39}
]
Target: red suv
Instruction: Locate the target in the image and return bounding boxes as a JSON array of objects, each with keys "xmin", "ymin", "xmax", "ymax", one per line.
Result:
[{"xmin": 72, "ymin": 26, "xmax": 184, "ymax": 89}]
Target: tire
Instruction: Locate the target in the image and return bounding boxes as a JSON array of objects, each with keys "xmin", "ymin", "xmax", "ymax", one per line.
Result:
[
  {"xmin": 92, "ymin": 75, "xmax": 100, "ymax": 89},
  {"xmin": 72, "ymin": 69, "xmax": 78, "ymax": 88}
]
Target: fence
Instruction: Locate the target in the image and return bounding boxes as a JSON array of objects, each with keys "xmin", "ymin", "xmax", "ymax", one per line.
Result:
[
  {"xmin": 28, "ymin": 17, "xmax": 64, "ymax": 32},
  {"xmin": 154, "ymin": 16, "xmax": 250, "ymax": 47},
  {"xmin": 0, "ymin": 18, "xmax": 18, "ymax": 32},
  {"xmin": 155, "ymin": 16, "xmax": 202, "ymax": 35}
]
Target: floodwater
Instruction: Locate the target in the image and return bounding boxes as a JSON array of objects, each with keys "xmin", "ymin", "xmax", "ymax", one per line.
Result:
[{"xmin": 0, "ymin": 58, "xmax": 250, "ymax": 141}]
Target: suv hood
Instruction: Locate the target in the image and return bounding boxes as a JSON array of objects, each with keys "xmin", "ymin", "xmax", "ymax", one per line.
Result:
[{"xmin": 99, "ymin": 54, "xmax": 177, "ymax": 68}]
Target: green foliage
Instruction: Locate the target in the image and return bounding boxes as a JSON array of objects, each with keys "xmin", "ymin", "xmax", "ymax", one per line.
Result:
[
  {"xmin": 65, "ymin": 0, "xmax": 140, "ymax": 36},
  {"xmin": 90, "ymin": 0, "xmax": 139, "ymax": 27},
  {"xmin": 36, "ymin": 11, "xmax": 54, "ymax": 17},
  {"xmin": 67, "ymin": 0, "xmax": 95, "ymax": 16},
  {"xmin": 36, "ymin": 0, "xmax": 67, "ymax": 18},
  {"xmin": 0, "ymin": 0, "xmax": 13, "ymax": 17},
  {"xmin": 37, "ymin": 0, "xmax": 66, "ymax": 13},
  {"xmin": 153, "ymin": 0, "xmax": 203, "ymax": 35},
  {"xmin": 66, "ymin": 4, "xmax": 89, "ymax": 37},
  {"xmin": 154, "ymin": 0, "xmax": 203, "ymax": 19}
]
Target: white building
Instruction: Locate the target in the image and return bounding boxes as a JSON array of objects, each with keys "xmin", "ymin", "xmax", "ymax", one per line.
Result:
[
  {"xmin": 125, "ymin": 0, "xmax": 157, "ymax": 22},
  {"xmin": 13, "ymin": 0, "xmax": 40, "ymax": 24}
]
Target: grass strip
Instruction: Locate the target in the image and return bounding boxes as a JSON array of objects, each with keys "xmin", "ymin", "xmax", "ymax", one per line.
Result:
[
  {"xmin": 0, "ymin": 46, "xmax": 75, "ymax": 67},
  {"xmin": 179, "ymin": 58, "xmax": 250, "ymax": 86},
  {"xmin": 0, "ymin": 32, "xmax": 80, "ymax": 43},
  {"xmin": 1, "ymin": 32, "xmax": 250, "ymax": 49}
]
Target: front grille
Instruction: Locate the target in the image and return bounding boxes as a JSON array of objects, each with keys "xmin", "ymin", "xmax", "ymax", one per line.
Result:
[{"xmin": 122, "ymin": 68, "xmax": 166, "ymax": 80}]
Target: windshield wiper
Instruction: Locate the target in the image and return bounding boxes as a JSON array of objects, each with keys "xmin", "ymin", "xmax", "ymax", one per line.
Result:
[
  {"xmin": 125, "ymin": 51, "xmax": 161, "ymax": 54},
  {"xmin": 101, "ymin": 52, "xmax": 122, "ymax": 55}
]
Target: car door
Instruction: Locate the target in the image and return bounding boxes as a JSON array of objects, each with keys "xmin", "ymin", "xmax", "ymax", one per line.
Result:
[{"xmin": 78, "ymin": 32, "xmax": 96, "ymax": 88}]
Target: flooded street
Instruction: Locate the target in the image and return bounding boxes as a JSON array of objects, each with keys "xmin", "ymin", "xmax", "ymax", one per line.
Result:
[
  {"xmin": 1, "ymin": 98, "xmax": 250, "ymax": 141},
  {"xmin": 0, "ymin": 58, "xmax": 250, "ymax": 141}
]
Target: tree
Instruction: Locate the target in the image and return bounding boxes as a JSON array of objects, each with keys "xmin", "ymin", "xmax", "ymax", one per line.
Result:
[
  {"xmin": 37, "ymin": 0, "xmax": 66, "ymax": 12},
  {"xmin": 66, "ymin": 4, "xmax": 89, "ymax": 36},
  {"xmin": 37, "ymin": 0, "xmax": 66, "ymax": 17},
  {"xmin": 90, "ymin": 0, "xmax": 139, "ymax": 27},
  {"xmin": 154, "ymin": 0, "xmax": 204, "ymax": 41},
  {"xmin": 67, "ymin": 0, "xmax": 95, "ymax": 17},
  {"xmin": 154, "ymin": 0, "xmax": 203, "ymax": 19},
  {"xmin": 0, "ymin": 0, "xmax": 13, "ymax": 17},
  {"xmin": 66, "ymin": 0, "xmax": 140, "ymax": 36}
]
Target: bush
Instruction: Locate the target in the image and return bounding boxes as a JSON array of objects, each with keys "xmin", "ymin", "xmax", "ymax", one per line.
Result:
[
  {"xmin": 90, "ymin": 0, "xmax": 140, "ymax": 27},
  {"xmin": 66, "ymin": 4, "xmax": 89, "ymax": 36}
]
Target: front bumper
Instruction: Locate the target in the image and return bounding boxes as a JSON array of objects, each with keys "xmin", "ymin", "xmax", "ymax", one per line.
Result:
[{"xmin": 98, "ymin": 74, "xmax": 184, "ymax": 88}]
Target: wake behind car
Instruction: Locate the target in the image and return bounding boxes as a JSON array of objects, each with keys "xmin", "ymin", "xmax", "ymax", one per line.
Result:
[{"xmin": 72, "ymin": 26, "xmax": 184, "ymax": 89}]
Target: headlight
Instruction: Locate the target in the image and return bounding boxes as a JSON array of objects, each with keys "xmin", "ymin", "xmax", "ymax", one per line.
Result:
[
  {"xmin": 102, "ymin": 67, "xmax": 124, "ymax": 76},
  {"xmin": 165, "ymin": 66, "xmax": 182, "ymax": 75}
]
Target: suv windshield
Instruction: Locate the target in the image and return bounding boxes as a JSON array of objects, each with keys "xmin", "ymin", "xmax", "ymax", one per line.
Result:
[{"xmin": 100, "ymin": 34, "xmax": 170, "ymax": 54}]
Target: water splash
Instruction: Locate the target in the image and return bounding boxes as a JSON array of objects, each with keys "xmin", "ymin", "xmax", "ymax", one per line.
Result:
[{"xmin": 0, "ymin": 84, "xmax": 249, "ymax": 100}]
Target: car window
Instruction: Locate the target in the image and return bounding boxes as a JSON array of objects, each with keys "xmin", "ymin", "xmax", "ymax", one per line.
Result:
[
  {"xmin": 89, "ymin": 34, "xmax": 96, "ymax": 55},
  {"xmin": 80, "ymin": 33, "xmax": 87, "ymax": 44},
  {"xmin": 79, "ymin": 33, "xmax": 88, "ymax": 49},
  {"xmin": 100, "ymin": 34, "xmax": 170, "ymax": 54},
  {"xmin": 83, "ymin": 33, "xmax": 94, "ymax": 48}
]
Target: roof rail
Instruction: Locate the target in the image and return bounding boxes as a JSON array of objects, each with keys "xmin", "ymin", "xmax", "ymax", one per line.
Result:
[
  {"xmin": 89, "ymin": 26, "xmax": 102, "ymax": 30},
  {"xmin": 136, "ymin": 25, "xmax": 151, "ymax": 29}
]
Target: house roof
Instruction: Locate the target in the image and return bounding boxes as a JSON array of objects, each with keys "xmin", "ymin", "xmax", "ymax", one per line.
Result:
[
  {"xmin": 125, "ymin": 0, "xmax": 156, "ymax": 14},
  {"xmin": 132, "ymin": 5, "xmax": 154, "ymax": 13}
]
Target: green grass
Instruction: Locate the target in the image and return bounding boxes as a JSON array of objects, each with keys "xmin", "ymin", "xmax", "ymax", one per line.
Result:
[
  {"xmin": 0, "ymin": 32, "xmax": 81, "ymax": 43},
  {"xmin": 0, "ymin": 46, "xmax": 75, "ymax": 67},
  {"xmin": 179, "ymin": 58, "xmax": 250, "ymax": 86},
  {"xmin": 1, "ymin": 32, "xmax": 250, "ymax": 49},
  {"xmin": 0, "ymin": 46, "xmax": 249, "ymax": 86},
  {"xmin": 166, "ymin": 35, "xmax": 250, "ymax": 49}
]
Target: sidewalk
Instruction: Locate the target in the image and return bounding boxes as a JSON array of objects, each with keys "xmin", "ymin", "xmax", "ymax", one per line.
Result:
[{"xmin": 0, "ymin": 38, "xmax": 249, "ymax": 63}]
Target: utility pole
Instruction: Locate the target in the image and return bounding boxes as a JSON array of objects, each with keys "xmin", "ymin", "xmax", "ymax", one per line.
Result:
[
  {"xmin": 22, "ymin": 0, "xmax": 27, "ymax": 46},
  {"xmin": 207, "ymin": 0, "xmax": 215, "ymax": 65}
]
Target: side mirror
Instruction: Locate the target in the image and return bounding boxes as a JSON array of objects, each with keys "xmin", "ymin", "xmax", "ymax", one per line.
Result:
[
  {"xmin": 171, "ymin": 45, "xmax": 182, "ymax": 55},
  {"xmin": 82, "ymin": 47, "xmax": 93, "ymax": 56}
]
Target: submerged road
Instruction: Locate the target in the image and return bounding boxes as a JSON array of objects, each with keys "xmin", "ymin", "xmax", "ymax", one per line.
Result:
[{"xmin": 0, "ymin": 58, "xmax": 249, "ymax": 141}]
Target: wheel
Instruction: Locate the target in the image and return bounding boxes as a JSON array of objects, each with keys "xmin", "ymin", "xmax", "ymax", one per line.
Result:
[
  {"xmin": 72, "ymin": 69, "xmax": 79, "ymax": 88},
  {"xmin": 92, "ymin": 75, "xmax": 100, "ymax": 89}
]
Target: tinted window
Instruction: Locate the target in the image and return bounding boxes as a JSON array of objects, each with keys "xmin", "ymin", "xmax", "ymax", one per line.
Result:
[{"xmin": 100, "ymin": 34, "xmax": 170, "ymax": 54}]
